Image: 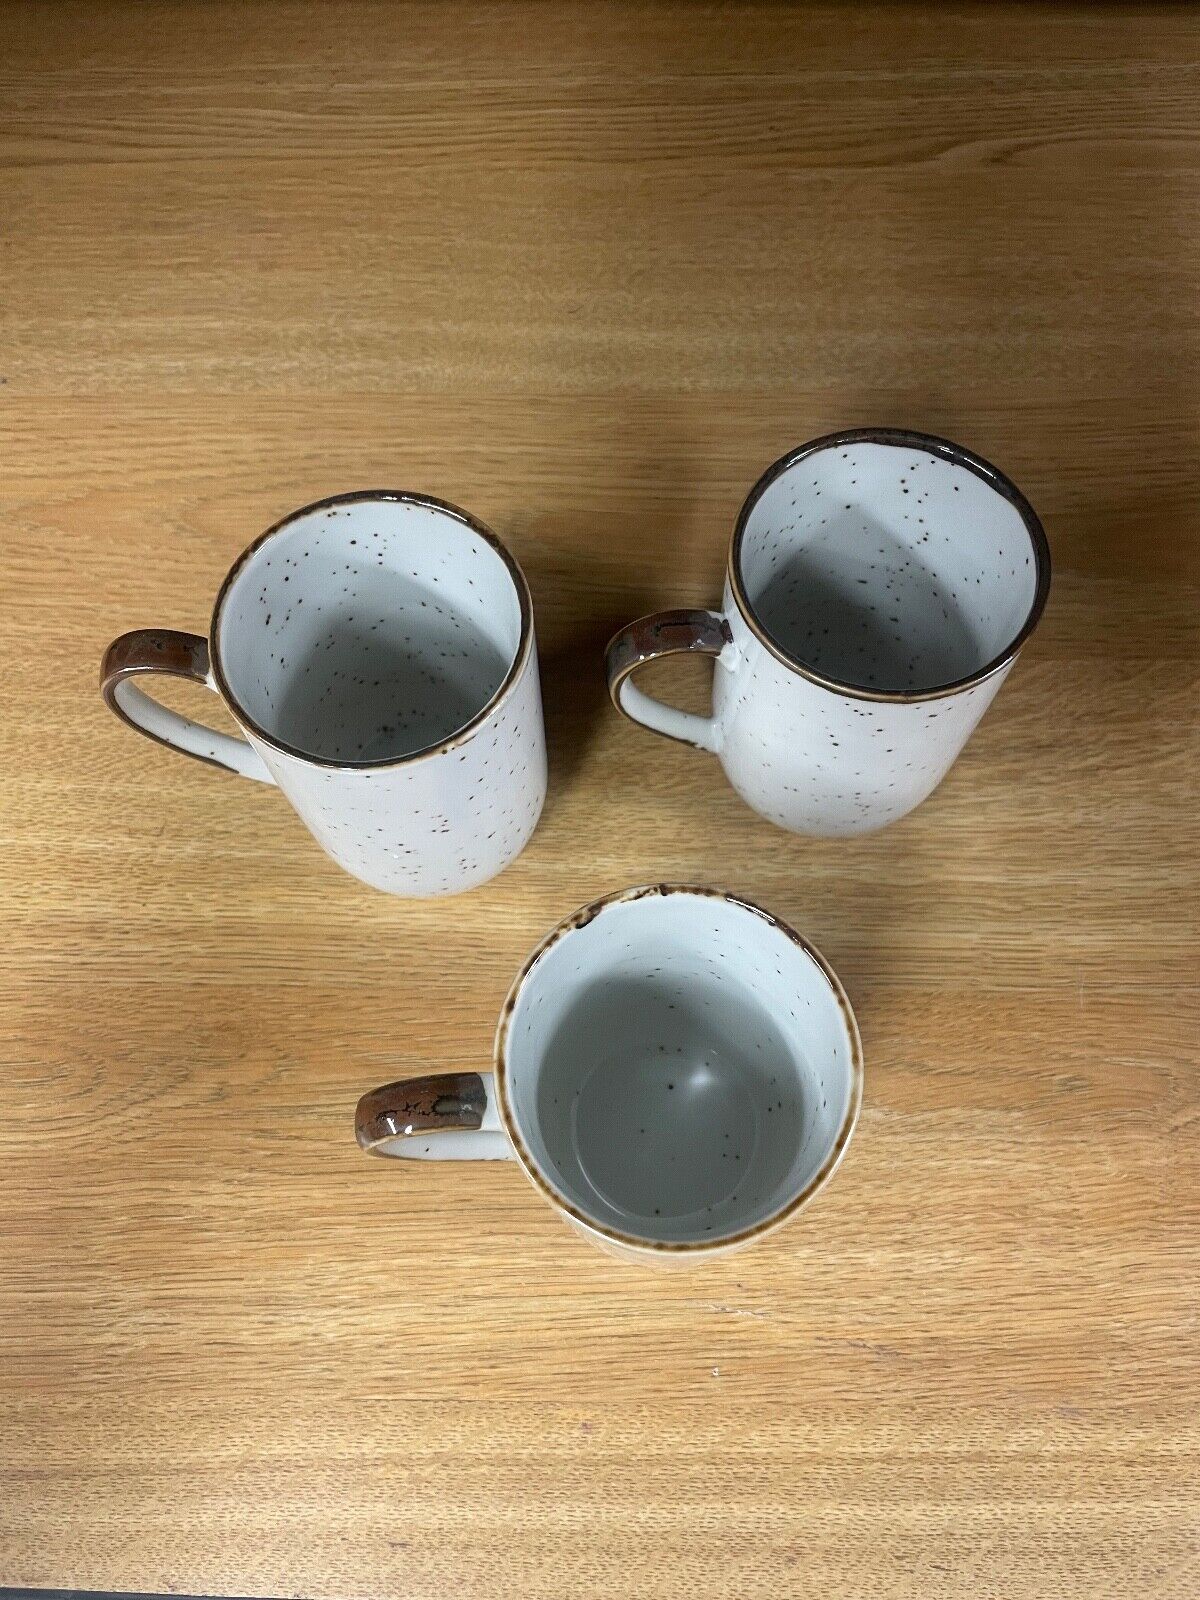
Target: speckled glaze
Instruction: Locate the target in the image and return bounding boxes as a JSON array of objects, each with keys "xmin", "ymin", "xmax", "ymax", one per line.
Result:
[
  {"xmin": 357, "ymin": 885, "xmax": 863, "ymax": 1265},
  {"xmin": 607, "ymin": 430, "xmax": 1050, "ymax": 836},
  {"xmin": 101, "ymin": 492, "xmax": 546, "ymax": 896}
]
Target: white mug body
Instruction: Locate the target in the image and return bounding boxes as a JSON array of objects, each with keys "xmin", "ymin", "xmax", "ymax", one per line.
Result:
[
  {"xmin": 357, "ymin": 886, "xmax": 863, "ymax": 1265},
  {"xmin": 607, "ymin": 430, "xmax": 1050, "ymax": 836},
  {"xmin": 711, "ymin": 574, "xmax": 1015, "ymax": 835},
  {"xmin": 102, "ymin": 492, "xmax": 547, "ymax": 896},
  {"xmin": 235, "ymin": 651, "xmax": 544, "ymax": 896}
]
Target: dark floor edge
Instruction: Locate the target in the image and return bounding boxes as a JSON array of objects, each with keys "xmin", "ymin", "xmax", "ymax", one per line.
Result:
[{"xmin": 0, "ymin": 1590, "xmax": 299, "ymax": 1600}]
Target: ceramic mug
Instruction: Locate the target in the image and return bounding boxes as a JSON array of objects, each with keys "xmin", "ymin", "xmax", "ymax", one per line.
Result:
[
  {"xmin": 356, "ymin": 884, "xmax": 862, "ymax": 1263},
  {"xmin": 606, "ymin": 429, "xmax": 1050, "ymax": 835},
  {"xmin": 100, "ymin": 491, "xmax": 546, "ymax": 896}
]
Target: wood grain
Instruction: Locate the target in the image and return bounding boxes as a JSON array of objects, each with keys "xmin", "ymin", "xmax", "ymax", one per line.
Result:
[{"xmin": 1, "ymin": 2, "xmax": 1197, "ymax": 1596}]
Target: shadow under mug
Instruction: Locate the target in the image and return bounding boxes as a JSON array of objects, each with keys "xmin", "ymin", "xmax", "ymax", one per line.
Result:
[
  {"xmin": 606, "ymin": 428, "xmax": 1050, "ymax": 836},
  {"xmin": 356, "ymin": 884, "xmax": 863, "ymax": 1264},
  {"xmin": 100, "ymin": 491, "xmax": 547, "ymax": 896}
]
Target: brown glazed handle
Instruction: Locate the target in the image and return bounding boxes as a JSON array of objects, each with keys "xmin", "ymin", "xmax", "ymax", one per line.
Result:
[
  {"xmin": 605, "ymin": 608, "xmax": 732, "ymax": 751},
  {"xmin": 100, "ymin": 628, "xmax": 273, "ymax": 781},
  {"xmin": 356, "ymin": 1072, "xmax": 512, "ymax": 1160}
]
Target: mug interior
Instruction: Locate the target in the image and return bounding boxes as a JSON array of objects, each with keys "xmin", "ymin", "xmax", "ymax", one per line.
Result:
[
  {"xmin": 214, "ymin": 495, "xmax": 526, "ymax": 764},
  {"xmin": 499, "ymin": 889, "xmax": 858, "ymax": 1248},
  {"xmin": 735, "ymin": 433, "xmax": 1045, "ymax": 696}
]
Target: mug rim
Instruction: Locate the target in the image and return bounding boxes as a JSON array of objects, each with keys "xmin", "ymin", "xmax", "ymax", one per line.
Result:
[
  {"xmin": 727, "ymin": 427, "xmax": 1052, "ymax": 705},
  {"xmin": 208, "ymin": 489, "xmax": 536, "ymax": 771},
  {"xmin": 493, "ymin": 883, "xmax": 864, "ymax": 1255}
]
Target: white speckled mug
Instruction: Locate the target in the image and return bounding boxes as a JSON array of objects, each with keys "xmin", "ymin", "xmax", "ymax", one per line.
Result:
[
  {"xmin": 356, "ymin": 885, "xmax": 862, "ymax": 1264},
  {"xmin": 606, "ymin": 429, "xmax": 1050, "ymax": 835},
  {"xmin": 101, "ymin": 491, "xmax": 546, "ymax": 896}
]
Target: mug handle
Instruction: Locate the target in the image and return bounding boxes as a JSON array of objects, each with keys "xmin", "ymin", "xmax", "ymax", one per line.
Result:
[
  {"xmin": 605, "ymin": 608, "xmax": 733, "ymax": 752},
  {"xmin": 356, "ymin": 1072, "xmax": 513, "ymax": 1160},
  {"xmin": 100, "ymin": 628, "xmax": 274, "ymax": 782}
]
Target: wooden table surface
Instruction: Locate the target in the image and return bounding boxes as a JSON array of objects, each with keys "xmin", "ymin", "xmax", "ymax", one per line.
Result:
[{"xmin": 2, "ymin": 3, "xmax": 1197, "ymax": 1595}]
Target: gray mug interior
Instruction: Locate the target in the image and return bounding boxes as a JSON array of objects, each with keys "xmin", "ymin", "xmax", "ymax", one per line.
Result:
[
  {"xmin": 214, "ymin": 495, "xmax": 525, "ymax": 764},
  {"xmin": 501, "ymin": 890, "xmax": 858, "ymax": 1247},
  {"xmin": 736, "ymin": 435, "xmax": 1045, "ymax": 695}
]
